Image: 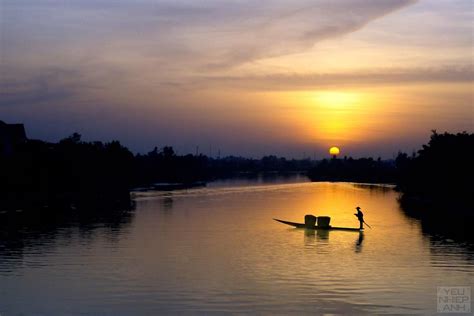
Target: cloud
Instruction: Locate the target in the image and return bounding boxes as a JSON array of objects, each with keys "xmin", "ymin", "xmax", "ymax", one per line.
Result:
[
  {"xmin": 1, "ymin": 0, "xmax": 421, "ymax": 108},
  {"xmin": 179, "ymin": 0, "xmax": 419, "ymax": 69},
  {"xmin": 1, "ymin": 0, "xmax": 423, "ymax": 110},
  {"xmin": 0, "ymin": 67, "xmax": 83, "ymax": 107},
  {"xmin": 2, "ymin": 0, "xmax": 417, "ymax": 72},
  {"xmin": 193, "ymin": 66, "xmax": 473, "ymax": 91}
]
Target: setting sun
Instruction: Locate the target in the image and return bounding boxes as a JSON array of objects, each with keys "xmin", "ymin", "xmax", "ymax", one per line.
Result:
[{"xmin": 329, "ymin": 146, "xmax": 340, "ymax": 156}]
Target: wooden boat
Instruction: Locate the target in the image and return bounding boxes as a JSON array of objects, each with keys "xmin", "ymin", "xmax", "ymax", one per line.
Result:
[{"xmin": 273, "ymin": 218, "xmax": 362, "ymax": 231}]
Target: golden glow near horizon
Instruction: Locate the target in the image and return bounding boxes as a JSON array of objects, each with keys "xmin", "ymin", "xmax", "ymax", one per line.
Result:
[
  {"xmin": 329, "ymin": 147, "xmax": 340, "ymax": 156},
  {"xmin": 315, "ymin": 92, "xmax": 360, "ymax": 110},
  {"xmin": 312, "ymin": 91, "xmax": 365, "ymax": 145},
  {"xmin": 268, "ymin": 90, "xmax": 378, "ymax": 149}
]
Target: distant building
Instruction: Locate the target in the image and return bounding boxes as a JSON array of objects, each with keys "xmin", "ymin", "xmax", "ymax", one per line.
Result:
[{"xmin": 0, "ymin": 120, "xmax": 27, "ymax": 156}]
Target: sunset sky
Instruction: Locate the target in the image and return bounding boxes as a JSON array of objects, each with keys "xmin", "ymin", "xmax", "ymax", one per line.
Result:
[{"xmin": 1, "ymin": 0, "xmax": 472, "ymax": 158}]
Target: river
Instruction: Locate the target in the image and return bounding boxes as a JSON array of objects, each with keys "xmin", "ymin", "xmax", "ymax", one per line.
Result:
[{"xmin": 1, "ymin": 179, "xmax": 473, "ymax": 314}]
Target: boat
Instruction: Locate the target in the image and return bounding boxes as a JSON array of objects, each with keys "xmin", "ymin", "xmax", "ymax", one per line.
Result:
[
  {"xmin": 150, "ymin": 181, "xmax": 206, "ymax": 191},
  {"xmin": 273, "ymin": 218, "xmax": 362, "ymax": 231}
]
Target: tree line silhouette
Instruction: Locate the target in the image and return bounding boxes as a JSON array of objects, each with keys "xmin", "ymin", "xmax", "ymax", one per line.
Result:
[
  {"xmin": 0, "ymin": 132, "xmax": 314, "ymax": 212},
  {"xmin": 1, "ymin": 133, "xmax": 135, "ymax": 211},
  {"xmin": 396, "ymin": 131, "xmax": 473, "ymax": 214},
  {"xmin": 135, "ymin": 147, "xmax": 316, "ymax": 186},
  {"xmin": 1, "ymin": 129, "xmax": 472, "ymax": 216},
  {"xmin": 307, "ymin": 156, "xmax": 397, "ymax": 183}
]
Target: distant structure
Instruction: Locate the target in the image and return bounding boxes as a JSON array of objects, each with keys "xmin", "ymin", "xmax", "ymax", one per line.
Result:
[{"xmin": 0, "ymin": 120, "xmax": 27, "ymax": 156}]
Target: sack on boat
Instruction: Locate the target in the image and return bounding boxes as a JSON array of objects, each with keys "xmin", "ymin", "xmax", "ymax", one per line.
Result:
[
  {"xmin": 317, "ymin": 216, "xmax": 331, "ymax": 227},
  {"xmin": 304, "ymin": 215, "xmax": 317, "ymax": 228}
]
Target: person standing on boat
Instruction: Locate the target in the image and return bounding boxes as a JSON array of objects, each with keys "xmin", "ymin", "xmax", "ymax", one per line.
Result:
[{"xmin": 354, "ymin": 206, "xmax": 364, "ymax": 230}]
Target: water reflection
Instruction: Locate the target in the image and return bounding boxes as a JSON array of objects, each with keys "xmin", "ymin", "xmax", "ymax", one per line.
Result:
[
  {"xmin": 399, "ymin": 196, "xmax": 473, "ymax": 241},
  {"xmin": 0, "ymin": 202, "xmax": 134, "ymax": 273},
  {"xmin": 353, "ymin": 183, "xmax": 395, "ymax": 192},
  {"xmin": 302, "ymin": 228, "xmax": 331, "ymax": 242},
  {"xmin": 207, "ymin": 172, "xmax": 309, "ymax": 188},
  {"xmin": 398, "ymin": 195, "xmax": 474, "ymax": 267},
  {"xmin": 1, "ymin": 180, "xmax": 473, "ymax": 315},
  {"xmin": 316, "ymin": 229, "xmax": 330, "ymax": 241},
  {"xmin": 162, "ymin": 196, "xmax": 174, "ymax": 211},
  {"xmin": 299, "ymin": 228, "xmax": 365, "ymax": 254},
  {"xmin": 355, "ymin": 232, "xmax": 364, "ymax": 253}
]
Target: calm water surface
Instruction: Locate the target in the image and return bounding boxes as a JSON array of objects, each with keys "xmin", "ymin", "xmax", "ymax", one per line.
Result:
[{"xmin": 1, "ymin": 180, "xmax": 473, "ymax": 315}]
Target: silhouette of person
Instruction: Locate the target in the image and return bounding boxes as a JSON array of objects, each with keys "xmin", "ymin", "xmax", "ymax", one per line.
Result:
[{"xmin": 354, "ymin": 206, "xmax": 364, "ymax": 230}]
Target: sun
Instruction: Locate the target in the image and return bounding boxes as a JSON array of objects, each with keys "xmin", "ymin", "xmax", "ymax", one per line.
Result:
[{"xmin": 329, "ymin": 146, "xmax": 340, "ymax": 156}]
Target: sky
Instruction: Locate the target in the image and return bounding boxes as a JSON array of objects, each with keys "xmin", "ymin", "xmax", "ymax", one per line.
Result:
[{"xmin": 0, "ymin": 0, "xmax": 472, "ymax": 158}]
